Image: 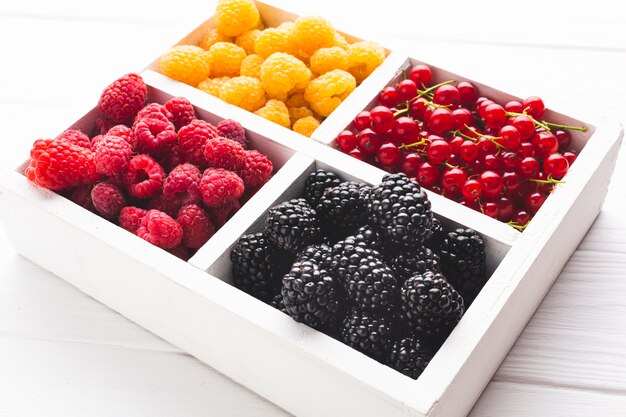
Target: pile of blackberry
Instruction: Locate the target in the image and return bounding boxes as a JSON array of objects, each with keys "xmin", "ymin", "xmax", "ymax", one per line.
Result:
[{"xmin": 230, "ymin": 169, "xmax": 487, "ymax": 380}]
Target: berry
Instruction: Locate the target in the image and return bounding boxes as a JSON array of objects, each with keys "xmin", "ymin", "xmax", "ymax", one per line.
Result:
[
  {"xmin": 133, "ymin": 117, "xmax": 177, "ymax": 157},
  {"xmin": 216, "ymin": 119, "xmax": 247, "ymax": 148},
  {"xmin": 97, "ymin": 73, "xmax": 147, "ymax": 123},
  {"xmin": 408, "ymin": 64, "xmax": 432, "ymax": 87},
  {"xmin": 91, "ymin": 182, "xmax": 126, "ymax": 220},
  {"xmin": 357, "ymin": 128, "xmax": 382, "ymax": 154},
  {"xmin": 427, "ymin": 108, "xmax": 453, "ymax": 134},
  {"xmin": 70, "ymin": 185, "xmax": 96, "ymax": 213},
  {"xmin": 387, "ymin": 335, "xmax": 433, "ymax": 379},
  {"xmin": 396, "ymin": 79, "xmax": 418, "ymax": 102},
  {"xmin": 265, "ymin": 199, "xmax": 321, "ymax": 253},
  {"xmin": 523, "ymin": 96, "xmax": 545, "ymax": 119},
  {"xmin": 433, "ymin": 84, "xmax": 460, "ymax": 106},
  {"xmin": 303, "ymin": 169, "xmax": 342, "ymax": 206},
  {"xmin": 236, "ymin": 29, "xmax": 262, "ymax": 55},
  {"xmin": 215, "ymin": 0, "xmax": 260, "ymax": 37},
  {"xmin": 204, "ymin": 136, "xmax": 246, "ymax": 171},
  {"xmin": 354, "ymin": 111, "xmax": 372, "ymax": 130},
  {"xmin": 310, "ymin": 46, "xmax": 349, "ymax": 74},
  {"xmin": 231, "ymin": 232, "xmax": 292, "ymax": 301},
  {"xmin": 483, "ymin": 103, "xmax": 506, "ymax": 128},
  {"xmin": 479, "ymin": 171, "xmax": 503, "ymax": 198},
  {"xmin": 207, "ymin": 42, "xmax": 247, "ymax": 77},
  {"xmin": 199, "ymin": 168, "xmax": 244, "ymax": 207},
  {"xmin": 417, "ymin": 162, "xmax": 440, "ymax": 187},
  {"xmin": 378, "ymin": 142, "xmax": 401, "ymax": 167},
  {"xmin": 426, "ymin": 139, "xmax": 451, "ymax": 164},
  {"xmin": 563, "ymin": 151, "xmax": 577, "ymax": 165},
  {"xmin": 25, "ymin": 139, "xmax": 97, "ymax": 191},
  {"xmin": 457, "ymin": 81, "xmax": 477, "ymax": 105},
  {"xmin": 177, "ymin": 119, "xmax": 219, "ymax": 167},
  {"xmin": 292, "ymin": 116, "xmax": 321, "ymax": 137},
  {"xmin": 510, "ymin": 115, "xmax": 535, "ymax": 140},
  {"xmin": 525, "ymin": 191, "xmax": 547, "ymax": 213},
  {"xmin": 459, "ymin": 140, "xmax": 479, "ymax": 161},
  {"xmin": 93, "ymin": 135, "xmax": 132, "ymax": 177},
  {"xmin": 281, "ymin": 258, "xmax": 342, "ymax": 330},
  {"xmin": 160, "ymin": 46, "xmax": 211, "ymax": 86},
  {"xmin": 177, "ymin": 204, "xmax": 215, "ymax": 249},
  {"xmin": 147, "ymin": 192, "xmax": 184, "ymax": 218},
  {"xmin": 163, "ymin": 163, "xmax": 202, "ymax": 204},
  {"xmin": 504, "ymin": 100, "xmax": 524, "ymax": 113},
  {"xmin": 199, "ymin": 27, "xmax": 234, "ymax": 50},
  {"xmin": 133, "ymin": 103, "xmax": 172, "ymax": 128},
  {"xmin": 121, "ymin": 154, "xmax": 165, "ymax": 199},
  {"xmin": 346, "ymin": 41, "xmax": 385, "ymax": 83},
  {"xmin": 555, "ymin": 130, "xmax": 572, "ymax": 151},
  {"xmin": 336, "ymin": 130, "xmax": 357, "ymax": 152},
  {"xmin": 391, "ymin": 117, "xmax": 419, "ymax": 145},
  {"xmin": 304, "ymin": 69, "xmax": 356, "ymax": 117},
  {"xmin": 451, "ymin": 108, "xmax": 473, "ymax": 130},
  {"xmin": 210, "ymin": 199, "xmax": 241, "ymax": 228},
  {"xmin": 401, "ymin": 270, "xmax": 465, "ymax": 336},
  {"xmin": 260, "ymin": 53, "xmax": 311, "ymax": 101},
  {"xmin": 441, "ymin": 168, "xmax": 467, "ymax": 193},
  {"xmin": 136, "ymin": 209, "xmax": 183, "ymax": 249},
  {"xmin": 499, "ymin": 125, "xmax": 521, "ymax": 149},
  {"xmin": 316, "ymin": 181, "xmax": 371, "ymax": 239},
  {"xmin": 295, "ymin": 243, "xmax": 332, "ymax": 265},
  {"xmin": 119, "ymin": 206, "xmax": 148, "ymax": 234},
  {"xmin": 461, "ymin": 179, "xmax": 481, "ymax": 200},
  {"xmin": 255, "ymin": 99, "xmax": 291, "ymax": 128},
  {"xmin": 369, "ymin": 106, "xmax": 395, "ymax": 134},
  {"xmin": 269, "ymin": 291, "xmax": 288, "ymax": 313},
  {"xmin": 198, "ymin": 76, "xmax": 231, "ymax": 97},
  {"xmin": 106, "ymin": 125, "xmax": 133, "ymax": 144},
  {"xmin": 378, "ymin": 87, "xmax": 400, "ymax": 107},
  {"xmin": 532, "ymin": 131, "xmax": 559, "ymax": 158},
  {"xmin": 388, "ymin": 246, "xmax": 441, "ymax": 283},
  {"xmin": 400, "ymin": 152, "xmax": 423, "ymax": 177},
  {"xmin": 518, "ymin": 156, "xmax": 540, "ymax": 178},
  {"xmin": 55, "ymin": 129, "xmax": 91, "ymax": 149},
  {"xmin": 254, "ymin": 24, "xmax": 297, "ymax": 58},
  {"xmin": 543, "ymin": 153, "xmax": 569, "ymax": 179},
  {"xmin": 293, "ymin": 16, "xmax": 336, "ymax": 57},
  {"xmin": 164, "ymin": 97, "xmax": 196, "ymax": 129},
  {"xmin": 438, "ymin": 228, "xmax": 487, "ymax": 305},
  {"xmin": 341, "ymin": 307, "xmax": 393, "ymax": 361},
  {"xmin": 239, "ymin": 53, "xmax": 264, "ymax": 78},
  {"xmin": 239, "ymin": 149, "xmax": 273, "ymax": 189}
]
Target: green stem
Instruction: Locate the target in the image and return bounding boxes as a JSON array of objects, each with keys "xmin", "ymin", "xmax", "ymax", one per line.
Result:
[
  {"xmin": 412, "ymin": 80, "xmax": 456, "ymax": 101},
  {"xmin": 506, "ymin": 111, "xmax": 587, "ymax": 133},
  {"xmin": 528, "ymin": 177, "xmax": 566, "ymax": 185},
  {"xmin": 507, "ymin": 221, "xmax": 528, "ymax": 232},
  {"xmin": 393, "ymin": 106, "xmax": 409, "ymax": 117},
  {"xmin": 399, "ymin": 138, "xmax": 428, "ymax": 150},
  {"xmin": 544, "ymin": 121, "xmax": 588, "ymax": 132}
]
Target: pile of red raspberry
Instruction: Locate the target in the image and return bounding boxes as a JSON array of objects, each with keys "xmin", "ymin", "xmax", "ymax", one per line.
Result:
[
  {"xmin": 25, "ymin": 73, "xmax": 274, "ymax": 258},
  {"xmin": 335, "ymin": 64, "xmax": 586, "ymax": 231}
]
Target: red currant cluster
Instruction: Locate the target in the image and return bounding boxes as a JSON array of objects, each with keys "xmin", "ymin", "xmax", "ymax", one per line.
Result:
[{"xmin": 335, "ymin": 64, "xmax": 585, "ymax": 231}]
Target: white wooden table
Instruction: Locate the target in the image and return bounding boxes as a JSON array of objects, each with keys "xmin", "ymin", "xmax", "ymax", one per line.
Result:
[{"xmin": 1, "ymin": 1, "xmax": 625, "ymax": 415}]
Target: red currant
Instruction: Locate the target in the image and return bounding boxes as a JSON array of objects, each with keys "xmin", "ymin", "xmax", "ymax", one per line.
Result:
[
  {"xmin": 482, "ymin": 201, "xmax": 499, "ymax": 218},
  {"xmin": 482, "ymin": 154, "xmax": 502, "ymax": 171},
  {"xmin": 408, "ymin": 64, "xmax": 432, "ymax": 87},
  {"xmin": 563, "ymin": 151, "xmax": 577, "ymax": 165},
  {"xmin": 555, "ymin": 129, "xmax": 572, "ymax": 151},
  {"xmin": 543, "ymin": 153, "xmax": 569, "ymax": 179},
  {"xmin": 442, "ymin": 168, "xmax": 467, "ymax": 193},
  {"xmin": 357, "ymin": 128, "xmax": 382, "ymax": 154},
  {"xmin": 461, "ymin": 179, "xmax": 482, "ymax": 200},
  {"xmin": 503, "ymin": 171, "xmax": 521, "ymax": 191},
  {"xmin": 496, "ymin": 196, "xmax": 514, "ymax": 221},
  {"xmin": 483, "ymin": 103, "xmax": 507, "ymax": 129},
  {"xmin": 433, "ymin": 85, "xmax": 460, "ymax": 106},
  {"xmin": 427, "ymin": 139, "xmax": 452, "ymax": 163},
  {"xmin": 479, "ymin": 170, "xmax": 503, "ymax": 198},
  {"xmin": 513, "ymin": 210, "xmax": 531, "ymax": 226},
  {"xmin": 378, "ymin": 87, "xmax": 400, "ymax": 107},
  {"xmin": 531, "ymin": 131, "xmax": 558, "ymax": 158},
  {"xmin": 396, "ymin": 79, "xmax": 418, "ymax": 101},
  {"xmin": 501, "ymin": 151, "xmax": 521, "ymax": 171},
  {"xmin": 391, "ymin": 117, "xmax": 419, "ymax": 144},
  {"xmin": 354, "ymin": 111, "xmax": 371, "ymax": 131},
  {"xmin": 417, "ymin": 161, "xmax": 440, "ymax": 186},
  {"xmin": 459, "ymin": 140, "xmax": 479, "ymax": 161},
  {"xmin": 400, "ymin": 152, "xmax": 423, "ymax": 176},
  {"xmin": 523, "ymin": 96, "xmax": 545, "ymax": 119},
  {"xmin": 369, "ymin": 106, "xmax": 395, "ymax": 134},
  {"xmin": 519, "ymin": 142, "xmax": 535, "ymax": 157},
  {"xmin": 427, "ymin": 108, "xmax": 454, "ymax": 134},
  {"xmin": 348, "ymin": 147, "xmax": 366, "ymax": 161},
  {"xmin": 478, "ymin": 137, "xmax": 498, "ymax": 156},
  {"xmin": 518, "ymin": 156, "xmax": 539, "ymax": 178},
  {"xmin": 457, "ymin": 81, "xmax": 477, "ymax": 105},
  {"xmin": 498, "ymin": 125, "xmax": 521, "ymax": 149},
  {"xmin": 504, "ymin": 100, "xmax": 524, "ymax": 113},
  {"xmin": 510, "ymin": 115, "xmax": 535, "ymax": 140},
  {"xmin": 477, "ymin": 99, "xmax": 495, "ymax": 117},
  {"xmin": 377, "ymin": 142, "xmax": 401, "ymax": 167},
  {"xmin": 409, "ymin": 97, "xmax": 429, "ymax": 119},
  {"xmin": 525, "ymin": 191, "xmax": 546, "ymax": 213},
  {"xmin": 450, "ymin": 136, "xmax": 464, "ymax": 154},
  {"xmin": 336, "ymin": 130, "xmax": 357, "ymax": 152},
  {"xmin": 452, "ymin": 108, "xmax": 473, "ymax": 130}
]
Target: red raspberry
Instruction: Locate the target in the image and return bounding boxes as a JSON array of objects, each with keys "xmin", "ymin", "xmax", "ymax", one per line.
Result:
[
  {"xmin": 162, "ymin": 144, "xmax": 184, "ymax": 173},
  {"xmin": 210, "ymin": 199, "xmax": 241, "ymax": 228},
  {"xmin": 98, "ymin": 73, "xmax": 147, "ymax": 123},
  {"xmin": 136, "ymin": 209, "xmax": 183, "ymax": 249},
  {"xmin": 204, "ymin": 137, "xmax": 246, "ymax": 171},
  {"xmin": 69, "ymin": 185, "xmax": 96, "ymax": 213},
  {"xmin": 177, "ymin": 119, "xmax": 219, "ymax": 167},
  {"xmin": 121, "ymin": 154, "xmax": 165, "ymax": 199},
  {"xmin": 91, "ymin": 135, "xmax": 105, "ymax": 149},
  {"xmin": 239, "ymin": 149, "xmax": 273, "ymax": 188},
  {"xmin": 177, "ymin": 204, "xmax": 215, "ymax": 248},
  {"xmin": 165, "ymin": 97, "xmax": 196, "ymax": 130},
  {"xmin": 94, "ymin": 117, "xmax": 115, "ymax": 136},
  {"xmin": 132, "ymin": 103, "xmax": 173, "ymax": 128},
  {"xmin": 91, "ymin": 182, "xmax": 127, "ymax": 220},
  {"xmin": 25, "ymin": 138, "xmax": 98, "ymax": 190},
  {"xmin": 163, "ymin": 163, "xmax": 201, "ymax": 204},
  {"xmin": 147, "ymin": 192, "xmax": 184, "ymax": 218},
  {"xmin": 118, "ymin": 206, "xmax": 148, "ymax": 233},
  {"xmin": 56, "ymin": 129, "xmax": 91, "ymax": 149},
  {"xmin": 199, "ymin": 168, "xmax": 244, "ymax": 207},
  {"xmin": 216, "ymin": 119, "xmax": 248, "ymax": 148},
  {"xmin": 94, "ymin": 135, "xmax": 133, "ymax": 177},
  {"xmin": 107, "ymin": 125, "xmax": 133, "ymax": 144},
  {"xmin": 168, "ymin": 244, "xmax": 191, "ymax": 261},
  {"xmin": 133, "ymin": 117, "xmax": 176, "ymax": 157}
]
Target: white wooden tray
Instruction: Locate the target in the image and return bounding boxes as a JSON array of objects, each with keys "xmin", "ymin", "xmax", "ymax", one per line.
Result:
[{"xmin": 0, "ymin": 2, "xmax": 622, "ymax": 417}]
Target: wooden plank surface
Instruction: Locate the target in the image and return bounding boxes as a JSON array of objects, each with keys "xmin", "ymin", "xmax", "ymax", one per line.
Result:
[{"xmin": 1, "ymin": 0, "xmax": 625, "ymax": 416}]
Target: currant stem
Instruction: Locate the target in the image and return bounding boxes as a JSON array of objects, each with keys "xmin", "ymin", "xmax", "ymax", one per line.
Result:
[
  {"xmin": 394, "ymin": 107, "xmax": 409, "ymax": 117},
  {"xmin": 506, "ymin": 112, "xmax": 587, "ymax": 132},
  {"xmin": 412, "ymin": 80, "xmax": 456, "ymax": 101},
  {"xmin": 543, "ymin": 121, "xmax": 588, "ymax": 132},
  {"xmin": 507, "ymin": 221, "xmax": 528, "ymax": 232},
  {"xmin": 399, "ymin": 138, "xmax": 428, "ymax": 150},
  {"xmin": 528, "ymin": 177, "xmax": 566, "ymax": 185}
]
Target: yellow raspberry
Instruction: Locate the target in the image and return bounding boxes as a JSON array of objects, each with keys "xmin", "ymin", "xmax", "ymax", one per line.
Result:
[
  {"xmin": 235, "ymin": 29, "xmax": 262, "ymax": 54},
  {"xmin": 160, "ymin": 45, "xmax": 211, "ymax": 86},
  {"xmin": 304, "ymin": 69, "xmax": 356, "ymax": 117},
  {"xmin": 260, "ymin": 53, "xmax": 311, "ymax": 101},
  {"xmin": 288, "ymin": 106, "xmax": 313, "ymax": 125},
  {"xmin": 347, "ymin": 41, "xmax": 386, "ymax": 84},
  {"xmin": 292, "ymin": 116, "xmax": 320, "ymax": 137},
  {"xmin": 332, "ymin": 32, "xmax": 350, "ymax": 49},
  {"xmin": 240, "ymin": 54, "xmax": 264, "ymax": 79},
  {"xmin": 255, "ymin": 99, "xmax": 291, "ymax": 128},
  {"xmin": 285, "ymin": 93, "xmax": 307, "ymax": 108},
  {"xmin": 206, "ymin": 42, "xmax": 246, "ymax": 77},
  {"xmin": 197, "ymin": 76, "xmax": 231, "ymax": 97},
  {"xmin": 293, "ymin": 16, "xmax": 336, "ymax": 57},
  {"xmin": 215, "ymin": 0, "xmax": 260, "ymax": 37},
  {"xmin": 199, "ymin": 27, "xmax": 233, "ymax": 50},
  {"xmin": 219, "ymin": 76, "xmax": 266, "ymax": 112},
  {"xmin": 254, "ymin": 25, "xmax": 296, "ymax": 58},
  {"xmin": 310, "ymin": 46, "xmax": 349, "ymax": 75}
]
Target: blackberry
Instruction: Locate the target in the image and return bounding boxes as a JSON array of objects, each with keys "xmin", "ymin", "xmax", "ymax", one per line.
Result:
[
  {"xmin": 387, "ymin": 335, "xmax": 434, "ymax": 379},
  {"xmin": 341, "ymin": 307, "xmax": 394, "ymax": 361},
  {"xmin": 316, "ymin": 181, "xmax": 371, "ymax": 239},
  {"xmin": 269, "ymin": 291, "xmax": 288, "ymax": 313},
  {"xmin": 230, "ymin": 233, "xmax": 290, "ymax": 301},
  {"xmin": 425, "ymin": 217, "xmax": 447, "ymax": 250},
  {"xmin": 367, "ymin": 173, "xmax": 433, "ymax": 248},
  {"xmin": 353, "ymin": 224, "xmax": 384, "ymax": 253},
  {"xmin": 439, "ymin": 228, "xmax": 487, "ymax": 305},
  {"xmin": 303, "ymin": 169, "xmax": 342, "ymax": 206},
  {"xmin": 281, "ymin": 258, "xmax": 342, "ymax": 330},
  {"xmin": 265, "ymin": 198, "xmax": 321, "ymax": 253},
  {"xmin": 400, "ymin": 270, "xmax": 465, "ymax": 337},
  {"xmin": 388, "ymin": 246, "xmax": 441, "ymax": 283},
  {"xmin": 295, "ymin": 243, "xmax": 332, "ymax": 265}
]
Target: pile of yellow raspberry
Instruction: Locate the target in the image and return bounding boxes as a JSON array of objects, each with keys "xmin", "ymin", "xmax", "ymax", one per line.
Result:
[{"xmin": 158, "ymin": 0, "xmax": 386, "ymax": 137}]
